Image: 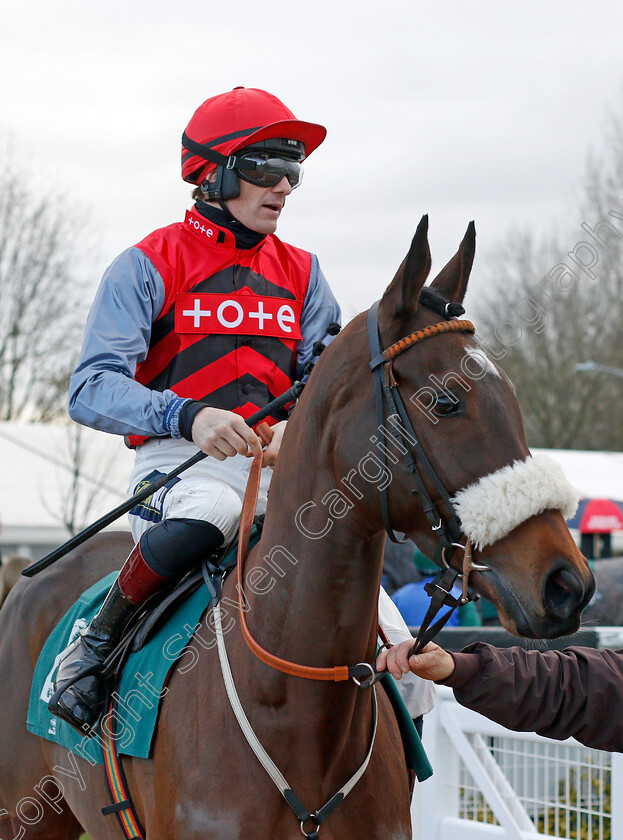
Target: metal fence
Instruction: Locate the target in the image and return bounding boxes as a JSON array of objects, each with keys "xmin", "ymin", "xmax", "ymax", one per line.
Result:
[{"xmin": 411, "ymin": 686, "xmax": 623, "ymax": 840}]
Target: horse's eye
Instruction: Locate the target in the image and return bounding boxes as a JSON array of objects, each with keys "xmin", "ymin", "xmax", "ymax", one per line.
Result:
[{"xmin": 432, "ymin": 393, "xmax": 461, "ymax": 417}]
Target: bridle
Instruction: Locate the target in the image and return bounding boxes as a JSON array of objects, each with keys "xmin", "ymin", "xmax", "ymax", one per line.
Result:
[
  {"xmin": 367, "ymin": 301, "xmax": 490, "ymax": 653},
  {"xmin": 212, "ymin": 303, "xmax": 491, "ymax": 838},
  {"xmin": 368, "ymin": 301, "xmax": 474, "ymax": 546}
]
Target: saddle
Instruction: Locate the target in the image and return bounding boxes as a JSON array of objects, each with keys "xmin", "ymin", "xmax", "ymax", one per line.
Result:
[{"xmin": 101, "ymin": 521, "xmax": 264, "ymax": 684}]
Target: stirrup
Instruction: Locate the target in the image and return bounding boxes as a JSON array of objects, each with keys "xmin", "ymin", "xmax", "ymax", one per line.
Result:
[{"xmin": 48, "ymin": 663, "xmax": 108, "ymax": 735}]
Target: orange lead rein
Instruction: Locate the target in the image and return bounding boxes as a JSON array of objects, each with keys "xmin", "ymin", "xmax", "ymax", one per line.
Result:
[{"xmin": 236, "ymin": 424, "xmax": 369, "ymax": 682}]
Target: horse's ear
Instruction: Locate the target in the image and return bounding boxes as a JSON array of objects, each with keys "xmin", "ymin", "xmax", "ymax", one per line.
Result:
[
  {"xmin": 429, "ymin": 221, "xmax": 476, "ymax": 304},
  {"xmin": 378, "ymin": 215, "xmax": 432, "ymax": 323}
]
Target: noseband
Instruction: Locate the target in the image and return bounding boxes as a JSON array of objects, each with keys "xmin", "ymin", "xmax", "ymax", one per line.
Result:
[{"xmin": 367, "ymin": 301, "xmax": 489, "ymax": 651}]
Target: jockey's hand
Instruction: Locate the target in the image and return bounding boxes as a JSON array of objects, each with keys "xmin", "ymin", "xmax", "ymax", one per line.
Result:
[
  {"xmin": 261, "ymin": 420, "xmax": 287, "ymax": 467},
  {"xmin": 191, "ymin": 407, "xmax": 262, "ymax": 461},
  {"xmin": 376, "ymin": 640, "xmax": 455, "ymax": 682}
]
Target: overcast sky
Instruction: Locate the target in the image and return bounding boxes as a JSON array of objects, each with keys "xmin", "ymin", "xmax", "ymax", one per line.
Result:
[{"xmin": 3, "ymin": 0, "xmax": 623, "ymax": 321}]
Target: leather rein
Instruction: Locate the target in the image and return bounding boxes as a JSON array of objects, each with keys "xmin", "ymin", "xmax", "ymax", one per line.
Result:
[
  {"xmin": 214, "ymin": 425, "xmax": 382, "ymax": 840},
  {"xmin": 235, "ymin": 424, "xmax": 385, "ymax": 685}
]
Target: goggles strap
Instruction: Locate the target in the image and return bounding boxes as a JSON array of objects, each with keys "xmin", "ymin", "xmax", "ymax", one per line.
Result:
[{"xmin": 182, "ymin": 132, "xmax": 240, "ymax": 170}]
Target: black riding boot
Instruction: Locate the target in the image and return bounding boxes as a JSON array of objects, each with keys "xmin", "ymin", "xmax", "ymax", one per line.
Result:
[
  {"xmin": 48, "ymin": 519, "xmax": 225, "ymax": 735},
  {"xmin": 48, "ymin": 542, "xmax": 168, "ymax": 735}
]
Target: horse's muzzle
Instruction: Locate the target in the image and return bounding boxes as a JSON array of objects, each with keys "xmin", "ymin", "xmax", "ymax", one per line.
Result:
[{"xmin": 542, "ymin": 562, "xmax": 595, "ymax": 624}]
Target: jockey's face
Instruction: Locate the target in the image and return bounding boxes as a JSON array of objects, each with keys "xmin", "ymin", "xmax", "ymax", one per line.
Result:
[{"xmin": 224, "ymin": 175, "xmax": 292, "ymax": 235}]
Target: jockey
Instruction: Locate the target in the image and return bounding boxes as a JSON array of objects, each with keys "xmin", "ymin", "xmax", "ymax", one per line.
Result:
[{"xmin": 50, "ymin": 87, "xmax": 434, "ymax": 735}]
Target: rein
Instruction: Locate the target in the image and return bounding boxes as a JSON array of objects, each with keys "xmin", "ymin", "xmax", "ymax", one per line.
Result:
[
  {"xmin": 214, "ymin": 425, "xmax": 380, "ymax": 839},
  {"xmin": 235, "ymin": 425, "xmax": 381, "ymax": 684},
  {"xmin": 235, "ymin": 305, "xmax": 489, "ymax": 671}
]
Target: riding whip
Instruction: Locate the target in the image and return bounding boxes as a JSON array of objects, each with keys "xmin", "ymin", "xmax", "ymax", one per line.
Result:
[{"xmin": 22, "ymin": 381, "xmax": 305, "ymax": 578}]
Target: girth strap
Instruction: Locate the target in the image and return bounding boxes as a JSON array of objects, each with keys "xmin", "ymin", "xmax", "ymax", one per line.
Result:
[{"xmin": 101, "ymin": 697, "xmax": 146, "ymax": 840}]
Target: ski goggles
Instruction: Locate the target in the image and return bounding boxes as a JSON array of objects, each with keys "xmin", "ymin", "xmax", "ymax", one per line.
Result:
[{"xmin": 235, "ymin": 152, "xmax": 304, "ymax": 190}]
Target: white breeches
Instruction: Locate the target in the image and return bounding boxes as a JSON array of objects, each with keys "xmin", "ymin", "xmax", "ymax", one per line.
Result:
[{"xmin": 127, "ymin": 437, "xmax": 272, "ymax": 545}]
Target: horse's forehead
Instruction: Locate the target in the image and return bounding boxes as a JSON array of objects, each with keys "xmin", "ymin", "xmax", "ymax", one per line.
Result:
[
  {"xmin": 413, "ymin": 332, "xmax": 507, "ymax": 383},
  {"xmin": 463, "ymin": 340, "xmax": 517, "ymax": 393},
  {"xmin": 463, "ymin": 345, "xmax": 502, "ymax": 379}
]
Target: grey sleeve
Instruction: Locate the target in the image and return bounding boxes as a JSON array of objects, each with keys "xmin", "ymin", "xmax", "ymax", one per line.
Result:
[
  {"xmin": 68, "ymin": 247, "xmax": 188, "ymax": 438},
  {"xmin": 296, "ymin": 254, "xmax": 341, "ymax": 379}
]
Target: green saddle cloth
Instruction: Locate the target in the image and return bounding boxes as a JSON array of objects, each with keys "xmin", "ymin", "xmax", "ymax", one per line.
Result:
[
  {"xmin": 381, "ymin": 674, "xmax": 432, "ymax": 782},
  {"xmin": 27, "ymin": 569, "xmax": 217, "ymax": 765},
  {"xmin": 27, "ymin": 542, "xmax": 431, "ymax": 781}
]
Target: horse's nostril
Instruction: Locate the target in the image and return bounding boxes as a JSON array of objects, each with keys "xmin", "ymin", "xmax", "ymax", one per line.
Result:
[{"xmin": 544, "ymin": 567, "xmax": 584, "ymax": 620}]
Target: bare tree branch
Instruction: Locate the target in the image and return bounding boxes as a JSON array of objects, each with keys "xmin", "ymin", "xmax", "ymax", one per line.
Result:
[
  {"xmin": 0, "ymin": 146, "xmax": 92, "ymax": 421},
  {"xmin": 40, "ymin": 422, "xmax": 125, "ymax": 537},
  {"xmin": 473, "ymin": 102, "xmax": 623, "ymax": 451}
]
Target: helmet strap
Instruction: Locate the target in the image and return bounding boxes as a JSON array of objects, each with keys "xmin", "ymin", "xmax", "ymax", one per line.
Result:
[
  {"xmin": 194, "ymin": 201, "xmax": 265, "ymax": 249},
  {"xmin": 216, "ymin": 197, "xmax": 235, "ymax": 218},
  {"xmin": 183, "ymin": 132, "xmax": 233, "ymax": 168}
]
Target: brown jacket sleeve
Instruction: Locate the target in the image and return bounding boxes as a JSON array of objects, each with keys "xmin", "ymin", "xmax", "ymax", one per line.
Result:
[{"xmin": 440, "ymin": 643, "xmax": 623, "ymax": 752}]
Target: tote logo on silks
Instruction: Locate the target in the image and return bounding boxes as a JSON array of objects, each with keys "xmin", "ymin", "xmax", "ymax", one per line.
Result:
[{"xmin": 175, "ymin": 293, "xmax": 303, "ymax": 340}]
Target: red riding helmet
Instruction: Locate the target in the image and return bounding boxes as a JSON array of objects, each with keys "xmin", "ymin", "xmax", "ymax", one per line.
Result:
[{"xmin": 181, "ymin": 87, "xmax": 327, "ymax": 185}]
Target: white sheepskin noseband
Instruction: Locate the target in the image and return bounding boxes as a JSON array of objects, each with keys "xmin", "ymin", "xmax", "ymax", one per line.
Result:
[{"xmin": 450, "ymin": 455, "xmax": 578, "ymax": 550}]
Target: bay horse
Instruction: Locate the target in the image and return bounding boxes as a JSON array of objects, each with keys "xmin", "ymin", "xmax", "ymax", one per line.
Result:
[
  {"xmin": 0, "ymin": 554, "xmax": 31, "ymax": 608},
  {"xmin": 0, "ymin": 217, "xmax": 594, "ymax": 840}
]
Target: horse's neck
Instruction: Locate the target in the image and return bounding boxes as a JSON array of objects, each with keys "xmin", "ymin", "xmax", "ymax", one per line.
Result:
[{"xmin": 244, "ymin": 447, "xmax": 384, "ymax": 668}]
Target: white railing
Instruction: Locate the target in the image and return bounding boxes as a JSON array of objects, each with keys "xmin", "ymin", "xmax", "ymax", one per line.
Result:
[{"xmin": 412, "ymin": 686, "xmax": 623, "ymax": 840}]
